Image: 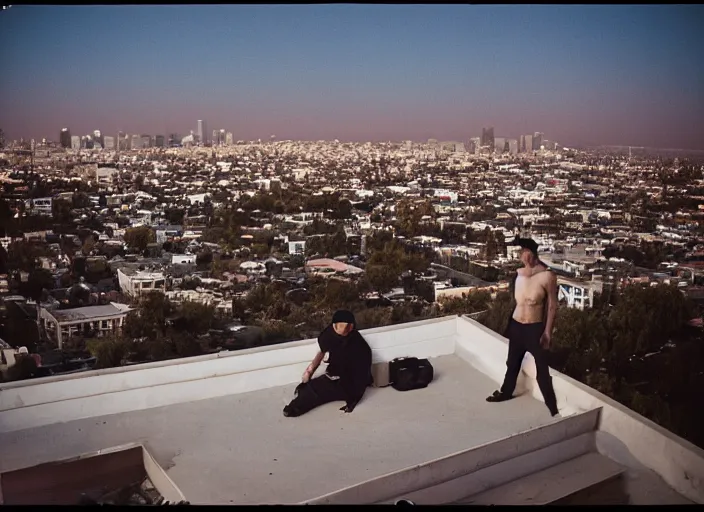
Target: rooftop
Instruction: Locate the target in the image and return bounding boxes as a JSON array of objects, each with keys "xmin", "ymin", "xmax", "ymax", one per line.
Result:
[
  {"xmin": 116, "ymin": 267, "xmax": 165, "ymax": 280},
  {"xmin": 46, "ymin": 303, "xmax": 132, "ymax": 323},
  {"xmin": 0, "ymin": 356, "xmax": 553, "ymax": 505},
  {"xmin": 1, "ymin": 316, "xmax": 701, "ymax": 505}
]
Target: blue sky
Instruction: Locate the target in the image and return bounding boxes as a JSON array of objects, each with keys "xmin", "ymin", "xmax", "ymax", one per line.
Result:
[{"xmin": 1, "ymin": 5, "xmax": 703, "ymax": 148}]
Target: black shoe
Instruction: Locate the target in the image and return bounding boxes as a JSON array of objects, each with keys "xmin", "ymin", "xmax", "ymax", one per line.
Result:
[
  {"xmin": 486, "ymin": 390, "xmax": 513, "ymax": 403},
  {"xmin": 284, "ymin": 404, "xmax": 302, "ymax": 417}
]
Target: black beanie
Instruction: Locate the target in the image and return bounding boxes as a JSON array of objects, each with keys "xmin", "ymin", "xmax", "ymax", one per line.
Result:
[{"xmin": 332, "ymin": 309, "xmax": 356, "ymax": 326}]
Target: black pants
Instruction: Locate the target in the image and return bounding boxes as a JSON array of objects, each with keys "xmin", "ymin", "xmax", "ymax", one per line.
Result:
[
  {"xmin": 284, "ymin": 375, "xmax": 347, "ymax": 417},
  {"xmin": 500, "ymin": 319, "xmax": 558, "ymax": 414}
]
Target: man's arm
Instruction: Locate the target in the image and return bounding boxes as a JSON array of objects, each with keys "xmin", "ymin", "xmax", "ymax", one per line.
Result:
[
  {"xmin": 504, "ymin": 273, "xmax": 519, "ymax": 336},
  {"xmin": 543, "ymin": 272, "xmax": 558, "ymax": 340},
  {"xmin": 303, "ymin": 351, "xmax": 325, "ymax": 382}
]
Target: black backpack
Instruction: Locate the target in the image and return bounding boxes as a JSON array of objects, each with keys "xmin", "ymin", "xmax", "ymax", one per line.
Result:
[{"xmin": 389, "ymin": 357, "xmax": 434, "ymax": 391}]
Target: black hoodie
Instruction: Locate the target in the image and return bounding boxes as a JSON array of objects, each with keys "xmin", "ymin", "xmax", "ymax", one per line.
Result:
[{"xmin": 317, "ymin": 324, "xmax": 373, "ymax": 410}]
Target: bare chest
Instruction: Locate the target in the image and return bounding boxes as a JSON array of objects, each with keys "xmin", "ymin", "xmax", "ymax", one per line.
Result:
[{"xmin": 514, "ymin": 275, "xmax": 547, "ymax": 306}]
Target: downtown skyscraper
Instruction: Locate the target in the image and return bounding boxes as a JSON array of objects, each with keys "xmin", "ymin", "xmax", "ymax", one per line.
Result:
[
  {"xmin": 60, "ymin": 128, "xmax": 71, "ymax": 148},
  {"xmin": 481, "ymin": 127, "xmax": 494, "ymax": 151},
  {"xmin": 533, "ymin": 132, "xmax": 544, "ymax": 151},
  {"xmin": 197, "ymin": 119, "xmax": 208, "ymax": 145}
]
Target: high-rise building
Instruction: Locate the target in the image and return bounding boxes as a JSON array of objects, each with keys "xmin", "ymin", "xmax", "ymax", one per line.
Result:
[
  {"xmin": 131, "ymin": 134, "xmax": 141, "ymax": 150},
  {"xmin": 469, "ymin": 137, "xmax": 481, "ymax": 155},
  {"xmin": 197, "ymin": 120, "xmax": 207, "ymax": 145},
  {"xmin": 494, "ymin": 137, "xmax": 507, "ymax": 154},
  {"xmin": 219, "ymin": 129, "xmax": 226, "ymax": 146},
  {"xmin": 103, "ymin": 136, "xmax": 115, "ymax": 150},
  {"xmin": 522, "ymin": 134, "xmax": 533, "ymax": 153},
  {"xmin": 141, "ymin": 135, "xmax": 151, "ymax": 149},
  {"xmin": 481, "ymin": 127, "xmax": 494, "ymax": 151},
  {"xmin": 119, "ymin": 134, "xmax": 130, "ymax": 151},
  {"xmin": 181, "ymin": 133, "xmax": 194, "ymax": 146},
  {"xmin": 533, "ymin": 132, "xmax": 544, "ymax": 151},
  {"xmin": 212, "ymin": 129, "xmax": 219, "ymax": 145},
  {"xmin": 508, "ymin": 139, "xmax": 519, "ymax": 155},
  {"xmin": 155, "ymin": 135, "xmax": 165, "ymax": 148},
  {"xmin": 543, "ymin": 140, "xmax": 559, "ymax": 151},
  {"xmin": 60, "ymin": 128, "xmax": 71, "ymax": 148},
  {"xmin": 93, "ymin": 130, "xmax": 104, "ymax": 148},
  {"xmin": 71, "ymin": 135, "xmax": 80, "ymax": 150},
  {"xmin": 225, "ymin": 132, "xmax": 233, "ymax": 146},
  {"xmin": 168, "ymin": 133, "xmax": 181, "ymax": 146},
  {"xmin": 0, "ymin": 129, "xmax": 5, "ymax": 149}
]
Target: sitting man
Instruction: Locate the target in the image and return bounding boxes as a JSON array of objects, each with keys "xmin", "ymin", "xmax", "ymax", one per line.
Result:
[{"xmin": 283, "ymin": 310, "xmax": 373, "ymax": 417}]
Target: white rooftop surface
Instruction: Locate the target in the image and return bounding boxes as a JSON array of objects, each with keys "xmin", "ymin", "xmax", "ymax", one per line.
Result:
[
  {"xmin": 0, "ymin": 356, "xmax": 554, "ymax": 505},
  {"xmin": 1, "ymin": 316, "xmax": 702, "ymax": 505}
]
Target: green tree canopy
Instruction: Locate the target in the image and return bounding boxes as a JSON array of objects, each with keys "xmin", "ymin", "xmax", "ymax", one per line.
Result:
[{"xmin": 123, "ymin": 226, "xmax": 155, "ymax": 252}]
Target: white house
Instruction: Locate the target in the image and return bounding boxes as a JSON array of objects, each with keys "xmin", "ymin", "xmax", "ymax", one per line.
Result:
[
  {"xmin": 288, "ymin": 241, "xmax": 305, "ymax": 255},
  {"xmin": 117, "ymin": 268, "xmax": 166, "ymax": 298},
  {"xmin": 38, "ymin": 303, "xmax": 132, "ymax": 349}
]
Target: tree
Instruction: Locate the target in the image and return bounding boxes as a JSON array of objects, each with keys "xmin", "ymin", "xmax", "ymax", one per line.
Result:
[
  {"xmin": 6, "ymin": 354, "xmax": 39, "ymax": 381},
  {"xmin": 0, "ymin": 244, "xmax": 7, "ymax": 274},
  {"xmin": 172, "ymin": 301, "xmax": 216, "ymax": 335},
  {"xmin": 479, "ymin": 291, "xmax": 514, "ymax": 335},
  {"xmin": 0, "ymin": 199, "xmax": 14, "ymax": 237},
  {"xmin": 19, "ymin": 268, "xmax": 56, "ymax": 301},
  {"xmin": 87, "ymin": 336, "xmax": 132, "ymax": 369},
  {"xmin": 123, "ymin": 226, "xmax": 155, "ymax": 253},
  {"xmin": 164, "ymin": 207, "xmax": 185, "ymax": 225},
  {"xmin": 7, "ymin": 240, "xmax": 49, "ymax": 272},
  {"xmin": 551, "ymin": 308, "xmax": 609, "ymax": 380},
  {"xmin": 312, "ymin": 278, "xmax": 360, "ymax": 310},
  {"xmin": 439, "ymin": 290, "xmax": 492, "ymax": 316},
  {"xmin": 123, "ymin": 292, "xmax": 172, "ymax": 340},
  {"xmin": 495, "ymin": 231, "xmax": 506, "ymax": 257},
  {"xmin": 365, "ymin": 264, "xmax": 400, "ymax": 294},
  {"xmin": 354, "ymin": 306, "xmax": 394, "ymax": 330},
  {"xmin": 251, "ymin": 243, "xmax": 270, "ymax": 259},
  {"xmin": 257, "ymin": 319, "xmax": 302, "ymax": 345},
  {"xmin": 483, "ymin": 227, "xmax": 498, "ymax": 263},
  {"xmin": 72, "ymin": 192, "xmax": 91, "ymax": 209},
  {"xmin": 195, "ymin": 250, "xmax": 213, "ymax": 266},
  {"xmin": 607, "ymin": 284, "xmax": 694, "ymax": 361},
  {"xmin": 82, "ymin": 235, "xmax": 96, "ymax": 256},
  {"xmin": 334, "ymin": 198, "xmax": 353, "ymax": 219},
  {"xmin": 395, "ymin": 198, "xmax": 435, "ymax": 238}
]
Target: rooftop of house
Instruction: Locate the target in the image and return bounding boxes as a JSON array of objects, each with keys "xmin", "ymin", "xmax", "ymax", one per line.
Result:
[
  {"xmin": 0, "ymin": 316, "xmax": 701, "ymax": 505},
  {"xmin": 46, "ymin": 303, "xmax": 132, "ymax": 323},
  {"xmin": 116, "ymin": 267, "xmax": 166, "ymax": 280}
]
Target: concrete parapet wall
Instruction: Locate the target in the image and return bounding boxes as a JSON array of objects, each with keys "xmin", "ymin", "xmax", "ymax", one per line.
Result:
[
  {"xmin": 0, "ymin": 317, "xmax": 457, "ymax": 434},
  {"xmin": 454, "ymin": 315, "xmax": 704, "ymax": 504}
]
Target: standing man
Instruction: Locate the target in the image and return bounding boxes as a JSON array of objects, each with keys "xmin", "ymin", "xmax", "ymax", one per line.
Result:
[
  {"xmin": 283, "ymin": 310, "xmax": 373, "ymax": 417},
  {"xmin": 486, "ymin": 237, "xmax": 559, "ymax": 416}
]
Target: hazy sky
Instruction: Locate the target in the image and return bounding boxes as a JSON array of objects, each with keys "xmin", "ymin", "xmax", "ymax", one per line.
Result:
[{"xmin": 1, "ymin": 5, "xmax": 703, "ymax": 149}]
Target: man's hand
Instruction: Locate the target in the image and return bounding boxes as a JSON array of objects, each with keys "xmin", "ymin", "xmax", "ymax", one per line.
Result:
[
  {"xmin": 540, "ymin": 331, "xmax": 551, "ymax": 349},
  {"xmin": 340, "ymin": 403, "xmax": 356, "ymax": 413},
  {"xmin": 302, "ymin": 369, "xmax": 312, "ymax": 383}
]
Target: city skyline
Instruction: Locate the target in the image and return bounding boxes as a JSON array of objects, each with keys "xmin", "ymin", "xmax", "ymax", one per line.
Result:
[{"xmin": 1, "ymin": 5, "xmax": 703, "ymax": 149}]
